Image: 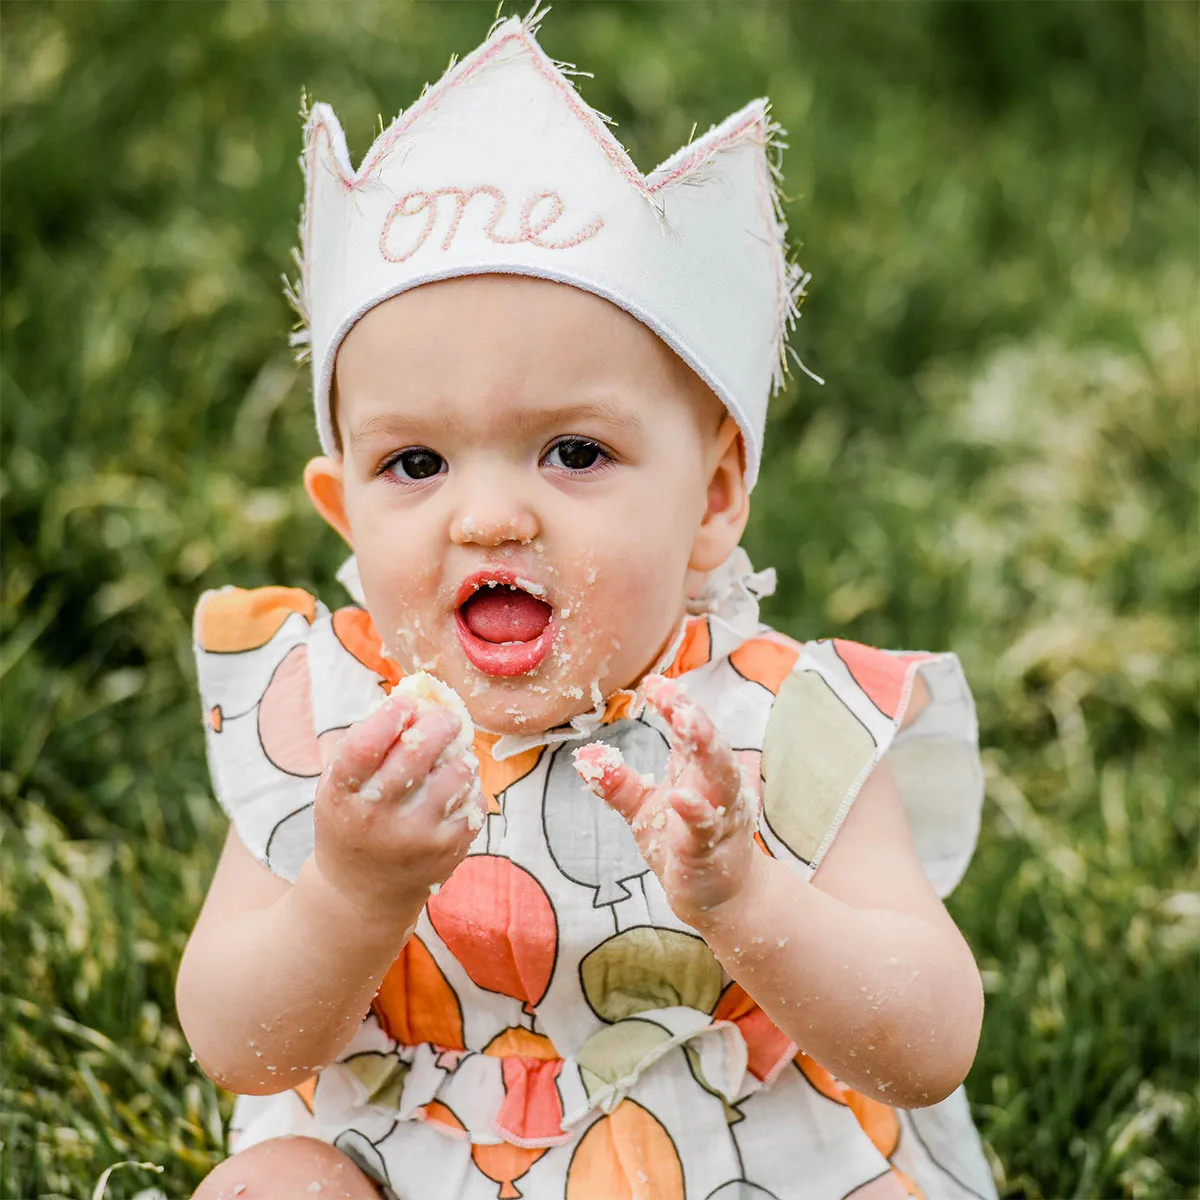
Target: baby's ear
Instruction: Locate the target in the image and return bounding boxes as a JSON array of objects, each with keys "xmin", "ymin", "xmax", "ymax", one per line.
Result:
[
  {"xmin": 304, "ymin": 456, "xmax": 353, "ymax": 546},
  {"xmin": 688, "ymin": 416, "xmax": 750, "ymax": 574}
]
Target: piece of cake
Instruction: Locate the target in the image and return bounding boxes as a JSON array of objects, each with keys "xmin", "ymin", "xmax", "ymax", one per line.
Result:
[
  {"xmin": 360, "ymin": 673, "xmax": 482, "ymax": 826},
  {"xmin": 389, "ymin": 671, "xmax": 475, "ymax": 761}
]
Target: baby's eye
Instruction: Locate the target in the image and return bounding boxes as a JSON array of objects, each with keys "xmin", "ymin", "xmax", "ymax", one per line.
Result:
[
  {"xmin": 385, "ymin": 447, "xmax": 445, "ymax": 481},
  {"xmin": 544, "ymin": 437, "xmax": 608, "ymax": 472}
]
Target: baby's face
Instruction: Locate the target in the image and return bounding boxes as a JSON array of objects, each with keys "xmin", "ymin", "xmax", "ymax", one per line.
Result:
[{"xmin": 309, "ymin": 275, "xmax": 744, "ymax": 735}]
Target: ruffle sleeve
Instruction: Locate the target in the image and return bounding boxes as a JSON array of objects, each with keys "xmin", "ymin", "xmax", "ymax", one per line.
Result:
[
  {"xmin": 192, "ymin": 585, "xmax": 402, "ymax": 881},
  {"xmin": 760, "ymin": 638, "xmax": 984, "ymax": 898}
]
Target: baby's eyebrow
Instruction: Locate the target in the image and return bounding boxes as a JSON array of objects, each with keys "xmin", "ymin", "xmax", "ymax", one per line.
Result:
[
  {"xmin": 348, "ymin": 399, "xmax": 644, "ymax": 449},
  {"xmin": 511, "ymin": 400, "xmax": 645, "ymax": 440},
  {"xmin": 348, "ymin": 413, "xmax": 428, "ymax": 449}
]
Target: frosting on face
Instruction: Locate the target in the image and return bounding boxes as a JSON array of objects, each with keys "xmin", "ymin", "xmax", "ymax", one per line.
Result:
[{"xmin": 326, "ymin": 275, "xmax": 731, "ymax": 736}]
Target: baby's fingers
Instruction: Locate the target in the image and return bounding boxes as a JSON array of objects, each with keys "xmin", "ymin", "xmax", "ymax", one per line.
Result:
[
  {"xmin": 425, "ymin": 753, "xmax": 483, "ymax": 825},
  {"xmin": 643, "ymin": 675, "xmax": 741, "ymax": 803},
  {"xmin": 572, "ymin": 743, "xmax": 652, "ymax": 825},
  {"xmin": 324, "ymin": 693, "xmax": 420, "ymax": 794},
  {"xmin": 374, "ymin": 708, "xmax": 465, "ymax": 795},
  {"xmin": 329, "ymin": 703, "xmax": 462, "ymax": 803},
  {"xmin": 666, "ymin": 785, "xmax": 749, "ymax": 856},
  {"xmin": 667, "ymin": 786, "xmax": 720, "ymax": 833}
]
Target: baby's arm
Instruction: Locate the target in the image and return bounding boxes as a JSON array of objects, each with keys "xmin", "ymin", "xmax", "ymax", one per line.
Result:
[
  {"xmin": 176, "ymin": 694, "xmax": 481, "ymax": 1094},
  {"xmin": 695, "ymin": 764, "xmax": 983, "ymax": 1108},
  {"xmin": 575, "ymin": 678, "xmax": 984, "ymax": 1110}
]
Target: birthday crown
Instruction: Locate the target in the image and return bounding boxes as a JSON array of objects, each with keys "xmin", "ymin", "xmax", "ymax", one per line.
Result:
[{"xmin": 284, "ymin": 5, "xmax": 811, "ymax": 488}]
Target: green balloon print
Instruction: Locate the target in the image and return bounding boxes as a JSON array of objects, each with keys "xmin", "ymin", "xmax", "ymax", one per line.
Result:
[
  {"xmin": 576, "ymin": 1017, "xmax": 674, "ymax": 1102},
  {"xmin": 579, "ymin": 926, "xmax": 723, "ymax": 1023},
  {"xmin": 343, "ymin": 1051, "xmax": 409, "ymax": 1109},
  {"xmin": 683, "ymin": 1043, "xmax": 743, "ymax": 1125}
]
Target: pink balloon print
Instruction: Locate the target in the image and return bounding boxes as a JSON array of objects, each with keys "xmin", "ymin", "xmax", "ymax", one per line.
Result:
[
  {"xmin": 258, "ymin": 644, "xmax": 322, "ymax": 777},
  {"xmin": 427, "ymin": 855, "xmax": 558, "ymax": 1014},
  {"xmin": 830, "ymin": 640, "xmax": 933, "ymax": 721}
]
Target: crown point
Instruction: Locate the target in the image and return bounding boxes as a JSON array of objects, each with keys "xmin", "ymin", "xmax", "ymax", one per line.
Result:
[{"xmin": 293, "ymin": 5, "xmax": 806, "ymax": 489}]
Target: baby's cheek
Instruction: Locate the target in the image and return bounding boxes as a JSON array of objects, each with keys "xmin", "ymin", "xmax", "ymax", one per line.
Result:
[
  {"xmin": 561, "ymin": 558, "xmax": 684, "ymax": 685},
  {"xmin": 364, "ymin": 565, "xmax": 440, "ymax": 666},
  {"xmin": 609, "ymin": 543, "xmax": 690, "ymax": 629}
]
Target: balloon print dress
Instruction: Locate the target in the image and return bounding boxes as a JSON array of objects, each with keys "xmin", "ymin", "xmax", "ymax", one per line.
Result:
[{"xmin": 192, "ymin": 551, "xmax": 997, "ymax": 1200}]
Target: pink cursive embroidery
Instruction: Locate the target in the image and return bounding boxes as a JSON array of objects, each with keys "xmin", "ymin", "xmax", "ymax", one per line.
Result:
[{"xmin": 379, "ymin": 186, "xmax": 604, "ymax": 263}]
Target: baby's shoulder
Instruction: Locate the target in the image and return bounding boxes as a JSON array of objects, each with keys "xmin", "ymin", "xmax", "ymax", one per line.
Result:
[
  {"xmin": 740, "ymin": 630, "xmax": 983, "ymax": 899},
  {"xmin": 193, "ymin": 584, "xmax": 322, "ymax": 653},
  {"xmin": 193, "ymin": 582, "xmax": 398, "ymax": 679},
  {"xmin": 191, "ymin": 583, "xmax": 399, "ymax": 881},
  {"xmin": 704, "ymin": 623, "xmax": 935, "ymax": 714}
]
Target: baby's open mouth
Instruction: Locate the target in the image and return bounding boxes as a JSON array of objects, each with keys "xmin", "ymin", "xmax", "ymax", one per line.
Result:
[
  {"xmin": 455, "ymin": 572, "xmax": 555, "ymax": 677},
  {"xmin": 460, "ymin": 584, "xmax": 553, "ymax": 643}
]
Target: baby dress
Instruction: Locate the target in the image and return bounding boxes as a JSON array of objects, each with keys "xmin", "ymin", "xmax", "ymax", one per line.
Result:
[{"xmin": 192, "ymin": 550, "xmax": 997, "ymax": 1200}]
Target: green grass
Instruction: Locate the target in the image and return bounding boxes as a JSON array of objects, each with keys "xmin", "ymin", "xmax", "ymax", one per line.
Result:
[{"xmin": 2, "ymin": 2, "xmax": 1196, "ymax": 1197}]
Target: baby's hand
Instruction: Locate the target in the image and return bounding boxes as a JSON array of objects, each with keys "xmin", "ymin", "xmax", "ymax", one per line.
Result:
[
  {"xmin": 313, "ymin": 691, "xmax": 482, "ymax": 921},
  {"xmin": 573, "ymin": 675, "xmax": 757, "ymax": 924}
]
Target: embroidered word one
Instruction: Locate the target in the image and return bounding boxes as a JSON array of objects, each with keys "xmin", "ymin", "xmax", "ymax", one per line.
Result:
[{"xmin": 379, "ymin": 186, "xmax": 604, "ymax": 264}]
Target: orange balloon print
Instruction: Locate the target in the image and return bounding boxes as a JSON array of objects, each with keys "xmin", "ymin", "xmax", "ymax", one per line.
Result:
[
  {"xmin": 258, "ymin": 644, "xmax": 322, "ymax": 777},
  {"xmin": 794, "ymin": 1051, "xmax": 901, "ymax": 1159},
  {"xmin": 198, "ymin": 586, "xmax": 316, "ymax": 652},
  {"xmin": 422, "ymin": 1100, "xmax": 467, "ymax": 1137},
  {"xmin": 427, "ymin": 855, "xmax": 558, "ymax": 1014},
  {"xmin": 332, "ymin": 606, "xmax": 403, "ymax": 692},
  {"xmin": 662, "ymin": 616, "xmax": 712, "ymax": 679},
  {"xmin": 565, "ymin": 1100, "xmax": 684, "ymax": 1200},
  {"xmin": 889, "ymin": 1167, "xmax": 926, "ymax": 1199},
  {"xmin": 845, "ymin": 1172, "xmax": 922, "ymax": 1200},
  {"xmin": 601, "ymin": 691, "xmax": 636, "ymax": 724},
  {"xmin": 483, "ymin": 1028, "xmax": 559, "ymax": 1060},
  {"xmin": 714, "ymin": 984, "xmax": 792, "ymax": 1082},
  {"xmin": 293, "ymin": 1075, "xmax": 317, "ymax": 1113},
  {"xmin": 373, "ymin": 934, "xmax": 465, "ymax": 1050},
  {"xmin": 422, "ymin": 1090, "xmax": 553, "ymax": 1199},
  {"xmin": 729, "ymin": 635, "xmax": 802, "ymax": 696},
  {"xmin": 484, "ymin": 1028, "xmax": 565, "ymax": 1145},
  {"xmin": 472, "ymin": 1142, "xmax": 549, "ymax": 1199},
  {"xmin": 474, "ymin": 734, "xmax": 544, "ymax": 815},
  {"xmin": 830, "ymin": 640, "xmax": 933, "ymax": 722}
]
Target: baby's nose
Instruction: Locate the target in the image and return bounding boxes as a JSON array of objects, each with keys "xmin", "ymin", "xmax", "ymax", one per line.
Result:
[{"xmin": 449, "ymin": 504, "xmax": 539, "ymax": 548}]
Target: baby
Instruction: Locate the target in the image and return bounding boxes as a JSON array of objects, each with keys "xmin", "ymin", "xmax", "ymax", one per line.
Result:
[{"xmin": 178, "ymin": 10, "xmax": 996, "ymax": 1200}]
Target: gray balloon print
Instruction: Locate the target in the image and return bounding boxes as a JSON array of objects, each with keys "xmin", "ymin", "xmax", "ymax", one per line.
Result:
[
  {"xmin": 333, "ymin": 1128, "xmax": 391, "ymax": 1189},
  {"xmin": 543, "ymin": 719, "xmax": 670, "ymax": 907},
  {"xmin": 705, "ymin": 1184, "xmax": 781, "ymax": 1200},
  {"xmin": 265, "ymin": 802, "xmax": 314, "ymax": 881}
]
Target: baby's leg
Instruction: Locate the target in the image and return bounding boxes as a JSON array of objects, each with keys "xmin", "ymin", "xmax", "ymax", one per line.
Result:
[{"xmin": 191, "ymin": 1135, "xmax": 383, "ymax": 1200}]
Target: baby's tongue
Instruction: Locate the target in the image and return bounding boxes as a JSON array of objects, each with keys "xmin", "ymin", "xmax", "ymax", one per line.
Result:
[{"xmin": 461, "ymin": 589, "xmax": 552, "ymax": 643}]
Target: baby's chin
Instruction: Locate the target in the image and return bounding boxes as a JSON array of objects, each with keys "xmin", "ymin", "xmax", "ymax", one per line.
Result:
[
  {"xmin": 389, "ymin": 618, "xmax": 667, "ymax": 737},
  {"xmin": 383, "ymin": 640, "xmax": 600, "ymax": 736},
  {"xmin": 450, "ymin": 673, "xmax": 604, "ymax": 738}
]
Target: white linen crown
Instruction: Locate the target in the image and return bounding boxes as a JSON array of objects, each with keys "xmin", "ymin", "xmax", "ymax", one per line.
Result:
[{"xmin": 284, "ymin": 4, "xmax": 812, "ymax": 489}]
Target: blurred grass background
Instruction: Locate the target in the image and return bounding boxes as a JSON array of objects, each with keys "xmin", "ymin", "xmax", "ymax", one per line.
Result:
[{"xmin": 1, "ymin": 1, "xmax": 1196, "ymax": 1197}]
